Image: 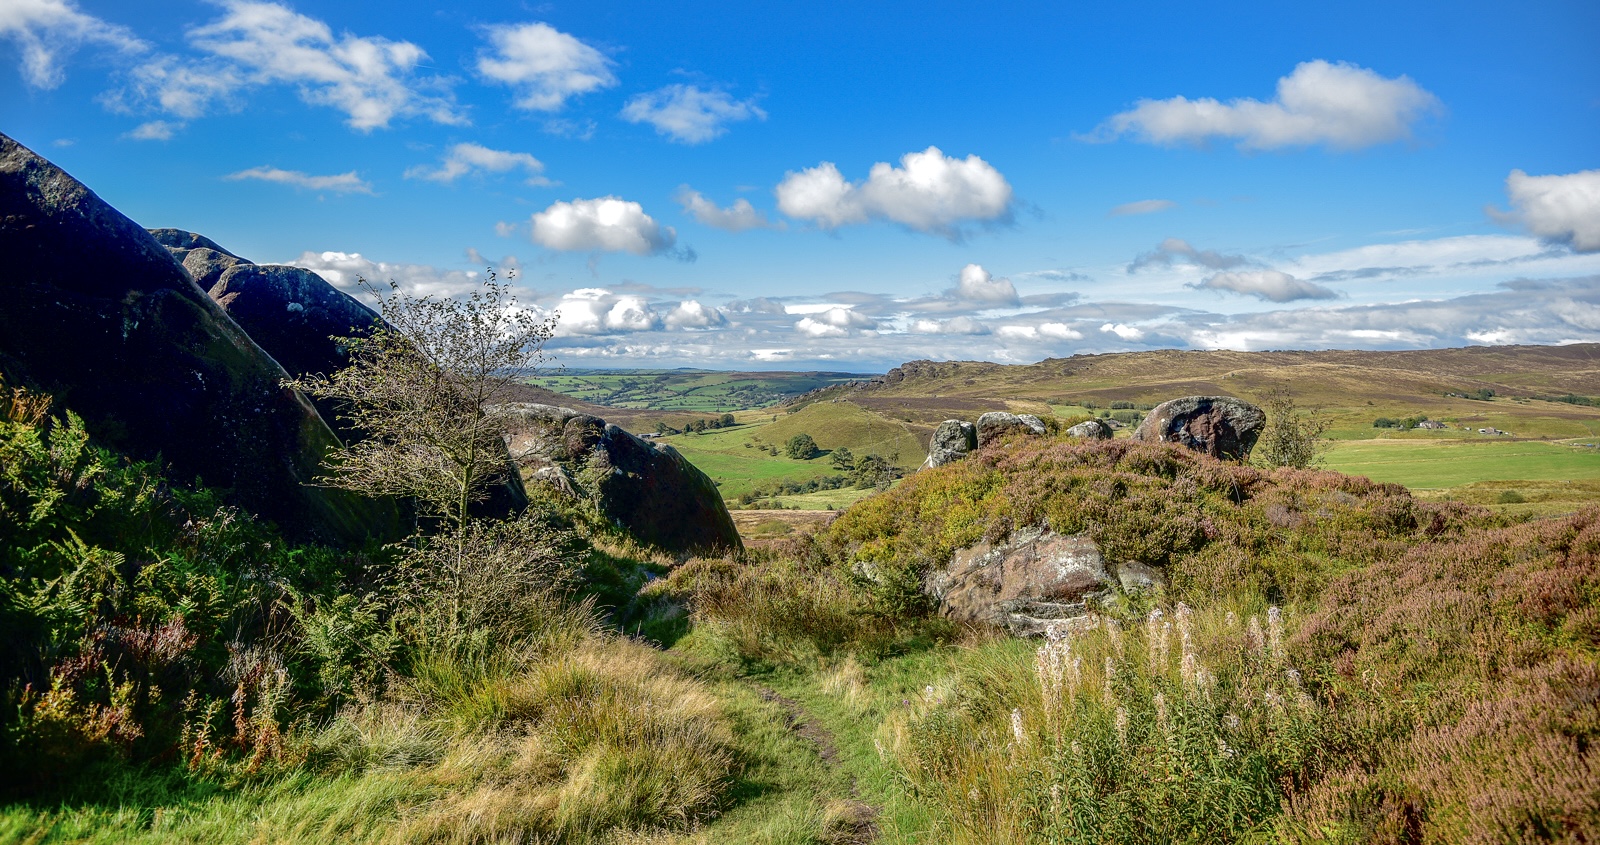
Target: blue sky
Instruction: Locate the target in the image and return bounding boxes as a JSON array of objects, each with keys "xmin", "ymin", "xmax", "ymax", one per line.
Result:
[{"xmin": 4, "ymin": 0, "xmax": 1599, "ymax": 370}]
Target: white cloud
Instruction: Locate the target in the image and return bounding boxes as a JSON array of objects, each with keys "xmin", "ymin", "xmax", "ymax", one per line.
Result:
[
  {"xmin": 552, "ymin": 289, "xmax": 666, "ymax": 335},
  {"xmin": 621, "ymin": 84, "xmax": 764, "ymax": 143},
  {"xmin": 1039, "ymin": 322, "xmax": 1083, "ymax": 340},
  {"xmin": 955, "ymin": 263, "xmax": 1020, "ymax": 305},
  {"xmin": 405, "ymin": 142, "xmax": 550, "ymax": 186},
  {"xmin": 1196, "ymin": 269, "xmax": 1338, "ymax": 302},
  {"xmin": 1100, "ymin": 323, "xmax": 1146, "ymax": 341},
  {"xmin": 226, "ymin": 166, "xmax": 373, "ymax": 194},
  {"xmin": 1096, "ymin": 60, "xmax": 1441, "ymax": 151},
  {"xmin": 530, "ymin": 196, "xmax": 676, "ymax": 255},
  {"xmin": 795, "ymin": 307, "xmax": 876, "ymax": 337},
  {"xmin": 775, "ymin": 146, "xmax": 1013, "ymax": 237},
  {"xmin": 1491, "ymin": 169, "xmax": 1600, "ymax": 253},
  {"xmin": 113, "ymin": 54, "xmax": 242, "ymax": 119},
  {"xmin": 124, "ymin": 119, "xmax": 180, "ymax": 140},
  {"xmin": 912, "ymin": 316, "xmax": 990, "ymax": 335},
  {"xmin": 1110, "ymin": 199, "xmax": 1176, "ymax": 216},
  {"xmin": 161, "ymin": 1, "xmax": 464, "ymax": 131},
  {"xmin": 0, "ymin": 0, "xmax": 146, "ymax": 89},
  {"xmin": 606, "ymin": 296, "xmax": 660, "ymax": 331},
  {"xmin": 476, "ymin": 22, "xmax": 615, "ymax": 111},
  {"xmin": 997, "ymin": 325, "xmax": 1038, "ymax": 340},
  {"xmin": 289, "ymin": 250, "xmax": 488, "ymax": 299},
  {"xmin": 665, "ymin": 300, "xmax": 728, "ymax": 329},
  {"xmin": 675, "ymin": 187, "xmax": 778, "ymax": 231}
]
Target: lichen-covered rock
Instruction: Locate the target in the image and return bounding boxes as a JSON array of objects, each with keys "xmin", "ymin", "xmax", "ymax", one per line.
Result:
[
  {"xmin": 1066, "ymin": 418, "xmax": 1113, "ymax": 440},
  {"xmin": 499, "ymin": 403, "xmax": 741, "ymax": 554},
  {"xmin": 0, "ymin": 133, "xmax": 400, "ymax": 545},
  {"xmin": 976, "ymin": 411, "xmax": 1047, "ymax": 447},
  {"xmin": 1131, "ymin": 395, "xmax": 1266, "ymax": 461},
  {"xmin": 926, "ymin": 528, "xmax": 1164, "ymax": 637},
  {"xmin": 923, "ymin": 419, "xmax": 977, "ymax": 468}
]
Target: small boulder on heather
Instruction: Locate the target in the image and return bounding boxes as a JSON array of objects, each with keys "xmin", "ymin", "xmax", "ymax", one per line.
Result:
[{"xmin": 1131, "ymin": 395, "xmax": 1266, "ymax": 461}]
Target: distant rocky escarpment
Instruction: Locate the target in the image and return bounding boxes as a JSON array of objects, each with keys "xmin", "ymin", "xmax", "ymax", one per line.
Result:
[
  {"xmin": 499, "ymin": 403, "xmax": 741, "ymax": 555},
  {"xmin": 0, "ymin": 132, "xmax": 400, "ymax": 544}
]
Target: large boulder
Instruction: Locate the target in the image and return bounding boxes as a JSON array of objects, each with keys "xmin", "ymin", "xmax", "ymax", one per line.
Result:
[
  {"xmin": 923, "ymin": 419, "xmax": 977, "ymax": 469},
  {"xmin": 1131, "ymin": 396, "xmax": 1266, "ymax": 461},
  {"xmin": 976, "ymin": 411, "xmax": 1047, "ymax": 447},
  {"xmin": 0, "ymin": 133, "xmax": 400, "ymax": 545},
  {"xmin": 150, "ymin": 230, "xmax": 529, "ymax": 520},
  {"xmin": 499, "ymin": 403, "xmax": 741, "ymax": 555},
  {"xmin": 150, "ymin": 229, "xmax": 380, "ymax": 384},
  {"xmin": 926, "ymin": 528, "xmax": 1164, "ymax": 637},
  {"xmin": 1066, "ymin": 418, "xmax": 1113, "ymax": 440}
]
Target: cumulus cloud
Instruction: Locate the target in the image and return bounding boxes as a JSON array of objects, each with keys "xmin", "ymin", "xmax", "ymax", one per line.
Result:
[
  {"xmin": 530, "ymin": 197, "xmax": 677, "ymax": 256},
  {"xmin": 124, "ymin": 119, "xmax": 180, "ymax": 140},
  {"xmin": 953, "ymin": 263, "xmax": 1020, "ymax": 305},
  {"xmin": 1101, "ymin": 323, "xmax": 1146, "ymax": 341},
  {"xmin": 725, "ymin": 297, "xmax": 788, "ymax": 314},
  {"xmin": 665, "ymin": 300, "xmax": 728, "ymax": 329},
  {"xmin": 675, "ymin": 187, "xmax": 778, "ymax": 231},
  {"xmin": 289, "ymin": 250, "xmax": 490, "ymax": 299},
  {"xmin": 476, "ymin": 22, "xmax": 615, "ymax": 111},
  {"xmin": 405, "ymin": 143, "xmax": 550, "ymax": 186},
  {"xmin": 1094, "ymin": 60, "xmax": 1441, "ymax": 151},
  {"xmin": 775, "ymin": 146, "xmax": 1013, "ymax": 238},
  {"xmin": 127, "ymin": 1, "xmax": 466, "ymax": 131},
  {"xmin": 1195, "ymin": 269, "xmax": 1339, "ymax": 302},
  {"xmin": 551, "ymin": 289, "xmax": 668, "ymax": 335},
  {"xmin": 795, "ymin": 307, "xmax": 877, "ymax": 338},
  {"xmin": 1129, "ymin": 237, "xmax": 1249, "ymax": 272},
  {"xmin": 1110, "ymin": 199, "xmax": 1176, "ymax": 216},
  {"xmin": 1490, "ymin": 169, "xmax": 1600, "ymax": 253},
  {"xmin": 0, "ymin": 0, "xmax": 146, "ymax": 89},
  {"xmin": 621, "ymin": 84, "xmax": 764, "ymax": 144},
  {"xmin": 226, "ymin": 166, "xmax": 373, "ymax": 194}
]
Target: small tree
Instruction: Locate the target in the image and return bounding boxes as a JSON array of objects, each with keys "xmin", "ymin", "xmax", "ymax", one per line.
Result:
[
  {"xmin": 785, "ymin": 433, "xmax": 819, "ymax": 460},
  {"xmin": 1254, "ymin": 386, "xmax": 1330, "ymax": 469},
  {"xmin": 286, "ymin": 272, "xmax": 567, "ymax": 636},
  {"xmin": 830, "ymin": 446, "xmax": 856, "ymax": 472}
]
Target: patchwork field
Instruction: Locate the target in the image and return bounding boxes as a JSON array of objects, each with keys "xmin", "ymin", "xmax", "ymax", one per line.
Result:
[{"xmin": 532, "ymin": 368, "xmax": 869, "ymax": 413}]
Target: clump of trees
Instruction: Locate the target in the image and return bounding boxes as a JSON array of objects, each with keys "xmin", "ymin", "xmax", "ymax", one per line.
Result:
[
  {"xmin": 1373, "ymin": 415, "xmax": 1428, "ymax": 429},
  {"xmin": 785, "ymin": 433, "xmax": 819, "ymax": 459}
]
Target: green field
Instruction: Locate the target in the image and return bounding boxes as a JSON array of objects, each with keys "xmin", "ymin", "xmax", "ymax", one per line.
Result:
[
  {"xmin": 532, "ymin": 368, "xmax": 870, "ymax": 412},
  {"xmin": 1321, "ymin": 438, "xmax": 1600, "ymax": 489}
]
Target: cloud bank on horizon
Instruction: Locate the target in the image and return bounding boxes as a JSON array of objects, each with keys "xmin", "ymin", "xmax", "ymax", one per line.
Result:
[{"xmin": 3, "ymin": 0, "xmax": 1597, "ymax": 369}]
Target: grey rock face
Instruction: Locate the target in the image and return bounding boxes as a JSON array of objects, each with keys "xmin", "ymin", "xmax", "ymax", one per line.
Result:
[
  {"xmin": 499, "ymin": 403, "xmax": 741, "ymax": 554},
  {"xmin": 1066, "ymin": 418, "xmax": 1113, "ymax": 440},
  {"xmin": 0, "ymin": 133, "xmax": 400, "ymax": 545},
  {"xmin": 976, "ymin": 411, "xmax": 1047, "ymax": 447},
  {"xmin": 926, "ymin": 528, "xmax": 1165, "ymax": 637},
  {"xmin": 150, "ymin": 229, "xmax": 380, "ymax": 382},
  {"xmin": 1131, "ymin": 395, "xmax": 1266, "ymax": 461},
  {"xmin": 923, "ymin": 419, "xmax": 978, "ymax": 468}
]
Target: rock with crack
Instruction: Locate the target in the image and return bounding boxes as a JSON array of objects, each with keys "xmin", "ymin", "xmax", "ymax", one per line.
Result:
[
  {"xmin": 923, "ymin": 419, "xmax": 978, "ymax": 469},
  {"xmin": 926, "ymin": 527, "xmax": 1165, "ymax": 637},
  {"xmin": 1066, "ymin": 418, "xmax": 1113, "ymax": 440},
  {"xmin": 976, "ymin": 411, "xmax": 1047, "ymax": 448},
  {"xmin": 1131, "ymin": 395, "xmax": 1266, "ymax": 461},
  {"xmin": 499, "ymin": 403, "xmax": 742, "ymax": 555}
]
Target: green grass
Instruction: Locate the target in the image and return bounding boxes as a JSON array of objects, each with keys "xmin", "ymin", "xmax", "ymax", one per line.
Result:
[
  {"xmin": 763, "ymin": 486, "xmax": 881, "ymax": 511},
  {"xmin": 1321, "ymin": 438, "xmax": 1600, "ymax": 489},
  {"xmin": 760, "ymin": 403, "xmax": 927, "ymax": 468},
  {"xmin": 661, "ymin": 422, "xmax": 841, "ymax": 500}
]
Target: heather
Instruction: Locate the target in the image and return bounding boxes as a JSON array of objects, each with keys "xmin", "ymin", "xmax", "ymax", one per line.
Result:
[{"xmin": 660, "ymin": 435, "xmax": 1599, "ymax": 843}]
